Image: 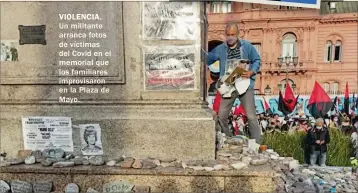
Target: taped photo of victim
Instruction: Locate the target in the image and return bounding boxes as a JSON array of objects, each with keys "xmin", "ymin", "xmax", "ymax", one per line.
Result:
[{"xmin": 80, "ymin": 124, "xmax": 103, "ymax": 155}]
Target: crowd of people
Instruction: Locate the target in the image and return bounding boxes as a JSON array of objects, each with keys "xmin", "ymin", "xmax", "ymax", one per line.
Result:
[{"xmin": 226, "ymin": 111, "xmax": 358, "ymax": 137}]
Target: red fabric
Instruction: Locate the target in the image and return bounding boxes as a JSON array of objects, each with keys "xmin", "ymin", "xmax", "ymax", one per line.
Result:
[
  {"xmin": 233, "ymin": 121, "xmax": 239, "ymax": 136},
  {"xmin": 264, "ymin": 97, "xmax": 270, "ymax": 111},
  {"xmin": 345, "ymin": 82, "xmax": 349, "ymax": 99},
  {"xmin": 283, "ymin": 83, "xmax": 298, "ymax": 112},
  {"xmin": 308, "ymin": 81, "xmax": 332, "ymax": 104},
  {"xmin": 212, "ymin": 92, "xmax": 221, "ymax": 114},
  {"xmin": 233, "ymin": 104, "xmax": 246, "ymax": 116}
]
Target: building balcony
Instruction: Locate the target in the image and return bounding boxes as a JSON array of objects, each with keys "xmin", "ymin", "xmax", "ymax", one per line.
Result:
[{"xmin": 259, "ymin": 60, "xmax": 316, "ymax": 75}]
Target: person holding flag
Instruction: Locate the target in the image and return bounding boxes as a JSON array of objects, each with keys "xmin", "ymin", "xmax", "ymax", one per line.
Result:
[{"xmin": 344, "ymin": 82, "xmax": 350, "ymax": 115}]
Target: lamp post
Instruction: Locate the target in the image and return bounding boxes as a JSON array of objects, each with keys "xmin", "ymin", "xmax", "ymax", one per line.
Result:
[
  {"xmin": 277, "ymin": 56, "xmax": 299, "ymax": 91},
  {"xmin": 264, "ymin": 85, "xmax": 272, "ymax": 95}
]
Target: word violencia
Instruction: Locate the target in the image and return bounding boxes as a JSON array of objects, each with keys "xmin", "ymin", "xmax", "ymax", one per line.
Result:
[{"xmin": 58, "ymin": 14, "xmax": 101, "ymax": 20}]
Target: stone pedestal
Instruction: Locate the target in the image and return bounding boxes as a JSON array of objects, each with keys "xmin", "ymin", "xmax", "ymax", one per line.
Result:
[{"xmin": 0, "ymin": 2, "xmax": 215, "ymax": 160}]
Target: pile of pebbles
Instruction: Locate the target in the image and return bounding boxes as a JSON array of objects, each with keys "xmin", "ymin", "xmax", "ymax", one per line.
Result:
[{"xmin": 0, "ymin": 134, "xmax": 357, "ymax": 193}]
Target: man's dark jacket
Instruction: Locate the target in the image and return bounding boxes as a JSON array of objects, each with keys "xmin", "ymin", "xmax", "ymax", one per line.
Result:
[{"xmin": 306, "ymin": 126, "xmax": 330, "ymax": 153}]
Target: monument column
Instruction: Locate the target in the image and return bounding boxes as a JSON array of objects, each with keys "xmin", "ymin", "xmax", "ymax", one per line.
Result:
[{"xmin": 0, "ymin": 2, "xmax": 215, "ymax": 160}]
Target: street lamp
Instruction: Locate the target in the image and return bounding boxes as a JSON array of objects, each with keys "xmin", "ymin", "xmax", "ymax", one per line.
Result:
[
  {"xmin": 277, "ymin": 55, "xmax": 299, "ymax": 90},
  {"xmin": 264, "ymin": 85, "xmax": 272, "ymax": 95}
]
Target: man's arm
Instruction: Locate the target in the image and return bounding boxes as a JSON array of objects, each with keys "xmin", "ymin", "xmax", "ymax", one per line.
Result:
[
  {"xmin": 248, "ymin": 44, "xmax": 261, "ymax": 74},
  {"xmin": 207, "ymin": 46, "xmax": 221, "ymax": 65}
]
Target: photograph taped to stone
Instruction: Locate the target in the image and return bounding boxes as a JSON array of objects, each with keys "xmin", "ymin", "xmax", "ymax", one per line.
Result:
[
  {"xmin": 143, "ymin": 46, "xmax": 196, "ymax": 91},
  {"xmin": 142, "ymin": 2, "xmax": 199, "ymax": 40},
  {"xmin": 0, "ymin": 40, "xmax": 19, "ymax": 62},
  {"xmin": 225, "ymin": 0, "xmax": 321, "ymax": 9},
  {"xmin": 80, "ymin": 124, "xmax": 104, "ymax": 156}
]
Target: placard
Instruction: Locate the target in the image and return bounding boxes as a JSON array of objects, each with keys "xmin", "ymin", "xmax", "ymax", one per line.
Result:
[
  {"xmin": 144, "ymin": 46, "xmax": 195, "ymax": 90},
  {"xmin": 18, "ymin": 25, "xmax": 47, "ymax": 45},
  {"xmin": 142, "ymin": 2, "xmax": 198, "ymax": 40},
  {"xmin": 22, "ymin": 117, "xmax": 74, "ymax": 152}
]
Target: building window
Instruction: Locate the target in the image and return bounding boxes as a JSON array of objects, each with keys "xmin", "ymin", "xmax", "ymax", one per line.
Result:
[
  {"xmin": 252, "ymin": 43, "xmax": 261, "ymax": 56},
  {"xmin": 325, "ymin": 41, "xmax": 333, "ymax": 62},
  {"xmin": 324, "ymin": 39, "xmax": 342, "ymax": 63},
  {"xmin": 221, "ymin": 1, "xmax": 232, "ymax": 13},
  {"xmin": 323, "ymin": 82, "xmax": 330, "ymax": 92},
  {"xmin": 209, "ymin": 2, "xmax": 232, "ymax": 13},
  {"xmin": 211, "ymin": 2, "xmax": 221, "ymax": 13},
  {"xmin": 334, "ymin": 40, "xmax": 342, "ymax": 61},
  {"xmin": 279, "ymin": 79, "xmax": 295, "ymax": 93},
  {"xmin": 281, "ymin": 33, "xmax": 297, "ymax": 57},
  {"xmin": 330, "ymin": 82, "xmax": 339, "ymax": 95}
]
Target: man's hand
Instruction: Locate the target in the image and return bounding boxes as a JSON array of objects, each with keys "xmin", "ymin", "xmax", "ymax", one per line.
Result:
[
  {"xmin": 320, "ymin": 140, "xmax": 325, "ymax": 144},
  {"xmin": 315, "ymin": 140, "xmax": 320, "ymax": 144},
  {"xmin": 241, "ymin": 71, "xmax": 254, "ymax": 78}
]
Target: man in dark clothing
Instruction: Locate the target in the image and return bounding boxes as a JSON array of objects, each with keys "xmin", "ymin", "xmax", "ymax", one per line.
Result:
[{"xmin": 307, "ymin": 118, "xmax": 330, "ymax": 166}]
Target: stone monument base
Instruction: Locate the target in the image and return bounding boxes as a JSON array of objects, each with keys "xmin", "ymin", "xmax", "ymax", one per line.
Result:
[
  {"xmin": 0, "ymin": 101, "xmax": 215, "ymax": 160},
  {"xmin": 0, "ymin": 165, "xmax": 277, "ymax": 193}
]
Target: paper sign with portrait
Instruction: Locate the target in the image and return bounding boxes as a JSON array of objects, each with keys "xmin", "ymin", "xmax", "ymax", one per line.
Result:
[{"xmin": 80, "ymin": 124, "xmax": 104, "ymax": 155}]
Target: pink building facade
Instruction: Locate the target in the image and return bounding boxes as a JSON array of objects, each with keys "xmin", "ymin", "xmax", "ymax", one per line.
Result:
[{"xmin": 207, "ymin": 2, "xmax": 358, "ymax": 96}]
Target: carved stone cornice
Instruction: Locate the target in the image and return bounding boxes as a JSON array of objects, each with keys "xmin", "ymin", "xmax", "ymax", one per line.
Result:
[
  {"xmin": 208, "ymin": 24, "xmax": 226, "ymax": 32},
  {"xmin": 319, "ymin": 19, "xmax": 358, "ymax": 24}
]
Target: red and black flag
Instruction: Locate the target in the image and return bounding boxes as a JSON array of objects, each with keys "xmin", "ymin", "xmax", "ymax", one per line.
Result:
[
  {"xmin": 331, "ymin": 96, "xmax": 339, "ymax": 113},
  {"xmin": 344, "ymin": 82, "xmax": 350, "ymax": 115},
  {"xmin": 307, "ymin": 81, "xmax": 333, "ymax": 118},
  {"xmin": 263, "ymin": 97, "xmax": 272, "ymax": 115},
  {"xmin": 278, "ymin": 83, "xmax": 299, "ymax": 115}
]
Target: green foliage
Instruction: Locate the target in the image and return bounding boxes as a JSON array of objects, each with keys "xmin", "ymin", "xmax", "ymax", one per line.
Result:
[
  {"xmin": 351, "ymin": 157, "xmax": 358, "ymax": 169},
  {"xmin": 262, "ymin": 128, "xmax": 354, "ymax": 166}
]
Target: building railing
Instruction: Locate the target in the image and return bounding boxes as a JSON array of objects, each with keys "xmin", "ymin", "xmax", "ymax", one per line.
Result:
[{"xmin": 258, "ymin": 90, "xmax": 358, "ymax": 96}]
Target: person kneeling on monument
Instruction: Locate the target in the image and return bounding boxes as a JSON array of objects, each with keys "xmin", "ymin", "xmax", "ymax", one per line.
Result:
[{"xmin": 307, "ymin": 118, "xmax": 330, "ymax": 167}]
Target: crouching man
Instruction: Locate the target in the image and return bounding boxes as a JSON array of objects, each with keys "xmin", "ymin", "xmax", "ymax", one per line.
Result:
[{"xmin": 307, "ymin": 118, "xmax": 330, "ymax": 166}]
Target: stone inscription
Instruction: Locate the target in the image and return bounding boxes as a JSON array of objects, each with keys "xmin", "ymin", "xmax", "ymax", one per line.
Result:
[
  {"xmin": 33, "ymin": 181, "xmax": 53, "ymax": 193},
  {"xmin": 18, "ymin": 25, "xmax": 47, "ymax": 45},
  {"xmin": 103, "ymin": 181, "xmax": 134, "ymax": 193},
  {"xmin": 10, "ymin": 180, "xmax": 33, "ymax": 193}
]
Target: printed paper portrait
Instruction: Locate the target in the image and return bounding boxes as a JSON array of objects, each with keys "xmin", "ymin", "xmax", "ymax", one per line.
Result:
[{"xmin": 80, "ymin": 124, "xmax": 104, "ymax": 155}]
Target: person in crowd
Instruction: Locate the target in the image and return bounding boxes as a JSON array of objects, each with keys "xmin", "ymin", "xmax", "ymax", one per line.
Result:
[
  {"xmin": 329, "ymin": 115, "xmax": 340, "ymax": 128},
  {"xmin": 307, "ymin": 118, "xmax": 330, "ymax": 167},
  {"xmin": 342, "ymin": 116, "xmax": 352, "ymax": 134},
  {"xmin": 267, "ymin": 114, "xmax": 281, "ymax": 131},
  {"xmin": 352, "ymin": 113, "xmax": 358, "ymax": 125},
  {"xmin": 258, "ymin": 113, "xmax": 268, "ymax": 133},
  {"xmin": 280, "ymin": 116, "xmax": 291, "ymax": 132},
  {"xmin": 297, "ymin": 117, "xmax": 310, "ymax": 133},
  {"xmin": 237, "ymin": 114, "xmax": 247, "ymax": 135},
  {"xmin": 208, "ymin": 22, "xmax": 261, "ymax": 143}
]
